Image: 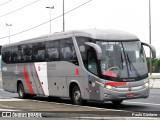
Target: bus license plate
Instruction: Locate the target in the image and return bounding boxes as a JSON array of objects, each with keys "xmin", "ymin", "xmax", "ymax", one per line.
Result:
[{"xmin": 126, "ymin": 93, "xmax": 134, "ymax": 98}]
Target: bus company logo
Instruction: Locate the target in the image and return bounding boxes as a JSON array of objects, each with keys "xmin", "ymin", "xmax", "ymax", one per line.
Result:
[{"xmin": 14, "ymin": 66, "xmax": 20, "ymax": 74}]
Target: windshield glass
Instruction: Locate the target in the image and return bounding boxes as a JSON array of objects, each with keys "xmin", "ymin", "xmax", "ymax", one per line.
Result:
[{"xmin": 96, "ymin": 41, "xmax": 148, "ymax": 80}]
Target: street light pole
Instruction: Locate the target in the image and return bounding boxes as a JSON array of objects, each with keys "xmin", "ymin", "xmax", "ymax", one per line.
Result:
[
  {"xmin": 46, "ymin": 6, "xmax": 54, "ymax": 34},
  {"xmin": 149, "ymin": 0, "xmax": 152, "ymax": 75},
  {"xmin": 6, "ymin": 23, "xmax": 12, "ymax": 44},
  {"xmin": 63, "ymin": 0, "xmax": 65, "ymax": 31}
]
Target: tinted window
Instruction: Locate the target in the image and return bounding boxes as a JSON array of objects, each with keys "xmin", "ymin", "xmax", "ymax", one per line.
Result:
[
  {"xmin": 7, "ymin": 47, "xmax": 12, "ymax": 63},
  {"xmin": 22, "ymin": 44, "xmax": 33, "ymax": 62},
  {"xmin": 87, "ymin": 49, "xmax": 98, "ymax": 75},
  {"xmin": 2, "ymin": 38, "xmax": 78, "ymax": 64},
  {"xmin": 76, "ymin": 37, "xmax": 90, "ymax": 67},
  {"xmin": 2, "ymin": 48, "xmax": 9, "ymax": 63},
  {"xmin": 12, "ymin": 46, "xmax": 22, "ymax": 63},
  {"xmin": 46, "ymin": 41, "xmax": 59, "ymax": 61},
  {"xmin": 33, "ymin": 42, "xmax": 46, "ymax": 62},
  {"xmin": 60, "ymin": 38, "xmax": 78, "ymax": 65},
  {"xmin": 17, "ymin": 45, "xmax": 22, "ymax": 62}
]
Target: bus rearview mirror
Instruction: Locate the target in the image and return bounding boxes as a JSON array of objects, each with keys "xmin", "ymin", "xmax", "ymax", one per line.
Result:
[
  {"xmin": 141, "ymin": 42, "xmax": 156, "ymax": 58},
  {"xmin": 85, "ymin": 42, "xmax": 102, "ymax": 60}
]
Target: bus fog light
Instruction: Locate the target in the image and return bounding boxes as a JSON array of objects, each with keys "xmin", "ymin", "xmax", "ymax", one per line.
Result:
[
  {"xmin": 106, "ymin": 85, "xmax": 113, "ymax": 90},
  {"xmin": 144, "ymin": 83, "xmax": 149, "ymax": 88}
]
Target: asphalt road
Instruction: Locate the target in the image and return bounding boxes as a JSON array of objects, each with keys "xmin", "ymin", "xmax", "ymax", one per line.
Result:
[{"xmin": 0, "ymin": 80, "xmax": 160, "ymax": 119}]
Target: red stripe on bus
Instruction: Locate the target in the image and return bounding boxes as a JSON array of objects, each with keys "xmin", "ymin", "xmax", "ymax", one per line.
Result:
[
  {"xmin": 24, "ymin": 65, "xmax": 34, "ymax": 94},
  {"xmin": 106, "ymin": 82, "xmax": 126, "ymax": 87},
  {"xmin": 34, "ymin": 63, "xmax": 46, "ymax": 96}
]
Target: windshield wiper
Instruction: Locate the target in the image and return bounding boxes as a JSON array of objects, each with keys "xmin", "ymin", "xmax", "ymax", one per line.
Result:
[
  {"xmin": 126, "ymin": 53, "xmax": 141, "ymax": 79},
  {"xmin": 120, "ymin": 53, "xmax": 123, "ymax": 69}
]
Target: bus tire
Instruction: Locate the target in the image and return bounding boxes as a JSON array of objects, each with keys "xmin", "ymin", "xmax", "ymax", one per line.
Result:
[
  {"xmin": 71, "ymin": 85, "xmax": 84, "ymax": 105},
  {"xmin": 17, "ymin": 83, "xmax": 26, "ymax": 99},
  {"xmin": 111, "ymin": 100, "xmax": 123, "ymax": 105}
]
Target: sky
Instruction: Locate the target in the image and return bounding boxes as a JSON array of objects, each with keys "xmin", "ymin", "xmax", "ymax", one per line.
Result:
[{"xmin": 0, "ymin": 0, "xmax": 160, "ymax": 57}]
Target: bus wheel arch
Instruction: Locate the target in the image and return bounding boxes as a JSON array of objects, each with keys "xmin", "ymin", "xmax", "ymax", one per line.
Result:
[
  {"xmin": 69, "ymin": 82, "xmax": 78, "ymax": 99},
  {"xmin": 69, "ymin": 82, "xmax": 86, "ymax": 105}
]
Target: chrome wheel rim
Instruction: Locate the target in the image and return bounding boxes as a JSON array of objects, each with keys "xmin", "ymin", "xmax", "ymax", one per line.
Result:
[
  {"xmin": 19, "ymin": 87, "xmax": 23, "ymax": 98},
  {"xmin": 74, "ymin": 90, "xmax": 81, "ymax": 103}
]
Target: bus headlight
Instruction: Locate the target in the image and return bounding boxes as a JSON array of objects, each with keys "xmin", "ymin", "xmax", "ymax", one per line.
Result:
[
  {"xmin": 106, "ymin": 85, "xmax": 113, "ymax": 90},
  {"xmin": 144, "ymin": 83, "xmax": 149, "ymax": 88}
]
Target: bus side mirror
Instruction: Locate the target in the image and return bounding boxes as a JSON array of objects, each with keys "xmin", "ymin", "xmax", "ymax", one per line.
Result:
[
  {"xmin": 142, "ymin": 42, "xmax": 156, "ymax": 58},
  {"xmin": 85, "ymin": 42, "xmax": 102, "ymax": 60}
]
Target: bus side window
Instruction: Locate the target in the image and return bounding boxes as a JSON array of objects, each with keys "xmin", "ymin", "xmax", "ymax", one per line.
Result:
[
  {"xmin": 32, "ymin": 44, "xmax": 38, "ymax": 62},
  {"xmin": 12, "ymin": 46, "xmax": 22, "ymax": 63},
  {"xmin": 46, "ymin": 41, "xmax": 60, "ymax": 61},
  {"xmin": 22, "ymin": 44, "xmax": 33, "ymax": 63},
  {"xmin": 76, "ymin": 37, "xmax": 89, "ymax": 67},
  {"xmin": 10, "ymin": 47, "xmax": 14, "ymax": 63},
  {"xmin": 60, "ymin": 38, "xmax": 78, "ymax": 65},
  {"xmin": 6, "ymin": 48, "xmax": 12, "ymax": 63},
  {"xmin": 36, "ymin": 42, "xmax": 46, "ymax": 62},
  {"xmin": 87, "ymin": 49, "xmax": 98, "ymax": 75},
  {"xmin": 12, "ymin": 46, "xmax": 18, "ymax": 63},
  {"xmin": 17, "ymin": 45, "xmax": 22, "ymax": 63},
  {"xmin": 2, "ymin": 48, "xmax": 8, "ymax": 63}
]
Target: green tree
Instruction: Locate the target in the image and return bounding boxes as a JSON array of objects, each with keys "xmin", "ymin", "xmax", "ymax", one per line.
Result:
[{"xmin": 147, "ymin": 58, "xmax": 160, "ymax": 73}]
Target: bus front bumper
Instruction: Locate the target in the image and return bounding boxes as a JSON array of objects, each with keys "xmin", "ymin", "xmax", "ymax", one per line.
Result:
[{"xmin": 100, "ymin": 86, "xmax": 149, "ymax": 101}]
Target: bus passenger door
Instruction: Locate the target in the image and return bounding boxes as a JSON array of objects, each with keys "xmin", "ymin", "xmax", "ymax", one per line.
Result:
[{"xmin": 87, "ymin": 49, "xmax": 101, "ymax": 101}]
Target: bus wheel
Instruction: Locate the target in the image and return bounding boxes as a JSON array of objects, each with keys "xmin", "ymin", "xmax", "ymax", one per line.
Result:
[
  {"xmin": 111, "ymin": 100, "xmax": 123, "ymax": 105},
  {"xmin": 72, "ymin": 85, "xmax": 83, "ymax": 105},
  {"xmin": 18, "ymin": 83, "xmax": 26, "ymax": 99}
]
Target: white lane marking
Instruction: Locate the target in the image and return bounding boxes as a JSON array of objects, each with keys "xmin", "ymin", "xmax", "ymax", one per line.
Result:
[
  {"xmin": 124, "ymin": 101, "xmax": 160, "ymax": 106},
  {"xmin": 0, "ymin": 99, "xmax": 26, "ymax": 101},
  {"xmin": 0, "ymin": 109, "xmax": 20, "ymax": 111}
]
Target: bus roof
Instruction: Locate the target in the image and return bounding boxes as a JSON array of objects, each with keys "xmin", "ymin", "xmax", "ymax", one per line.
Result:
[
  {"xmin": 73, "ymin": 29, "xmax": 138, "ymax": 40},
  {"xmin": 3, "ymin": 29, "xmax": 139, "ymax": 47}
]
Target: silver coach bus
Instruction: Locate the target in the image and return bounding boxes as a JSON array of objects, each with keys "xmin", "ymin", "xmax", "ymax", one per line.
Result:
[{"xmin": 1, "ymin": 29, "xmax": 156, "ymax": 105}]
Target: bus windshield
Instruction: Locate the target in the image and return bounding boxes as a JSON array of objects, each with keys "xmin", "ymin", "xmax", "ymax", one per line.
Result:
[{"xmin": 96, "ymin": 41, "xmax": 148, "ymax": 81}]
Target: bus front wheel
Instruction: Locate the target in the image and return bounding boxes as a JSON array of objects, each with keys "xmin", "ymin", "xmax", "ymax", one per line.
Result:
[
  {"xmin": 71, "ymin": 85, "xmax": 84, "ymax": 105},
  {"xmin": 17, "ymin": 83, "xmax": 26, "ymax": 99}
]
